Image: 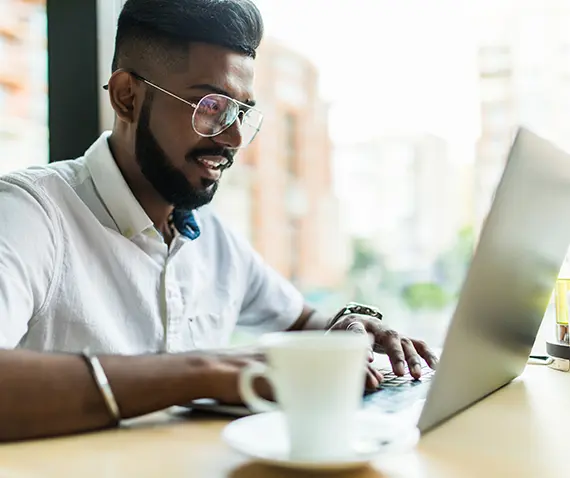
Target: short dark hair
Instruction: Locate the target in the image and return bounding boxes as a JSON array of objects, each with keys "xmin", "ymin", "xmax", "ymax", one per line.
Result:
[{"xmin": 111, "ymin": 0, "xmax": 264, "ymax": 73}]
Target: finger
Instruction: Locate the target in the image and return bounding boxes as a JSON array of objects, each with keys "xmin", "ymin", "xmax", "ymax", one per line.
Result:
[
  {"xmin": 376, "ymin": 329, "xmax": 406, "ymax": 376},
  {"xmin": 412, "ymin": 339, "xmax": 439, "ymax": 369},
  {"xmin": 346, "ymin": 321, "xmax": 374, "ymax": 362},
  {"xmin": 346, "ymin": 321, "xmax": 367, "ymax": 335},
  {"xmin": 368, "ymin": 364, "xmax": 384, "ymax": 383},
  {"xmin": 365, "ymin": 367, "xmax": 380, "ymax": 392},
  {"xmin": 253, "ymin": 375, "xmax": 275, "ymax": 402},
  {"xmin": 401, "ymin": 338, "xmax": 422, "ymax": 379}
]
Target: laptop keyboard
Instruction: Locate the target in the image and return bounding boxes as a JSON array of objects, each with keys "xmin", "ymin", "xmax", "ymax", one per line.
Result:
[{"xmin": 363, "ymin": 363, "xmax": 436, "ymax": 413}]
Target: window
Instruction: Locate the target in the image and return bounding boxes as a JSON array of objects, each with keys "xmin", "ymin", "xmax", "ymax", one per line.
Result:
[
  {"xmin": 0, "ymin": 0, "xmax": 47, "ymax": 173},
  {"xmin": 284, "ymin": 112, "xmax": 298, "ymax": 176},
  {"xmin": 283, "ymin": 112, "xmax": 303, "ymax": 284}
]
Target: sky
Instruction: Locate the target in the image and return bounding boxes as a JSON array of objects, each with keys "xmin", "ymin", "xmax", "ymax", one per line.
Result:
[{"xmin": 254, "ymin": 0, "xmax": 482, "ymax": 159}]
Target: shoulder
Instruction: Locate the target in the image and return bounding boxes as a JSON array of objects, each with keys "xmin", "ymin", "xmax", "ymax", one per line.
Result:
[
  {"xmin": 1, "ymin": 158, "xmax": 89, "ymax": 197},
  {"xmin": 0, "ymin": 158, "xmax": 91, "ymax": 216},
  {"xmin": 0, "ymin": 167, "xmax": 64, "ymax": 272}
]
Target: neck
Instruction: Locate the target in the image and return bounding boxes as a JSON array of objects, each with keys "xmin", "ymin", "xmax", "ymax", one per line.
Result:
[{"xmin": 107, "ymin": 132, "xmax": 173, "ymax": 232}]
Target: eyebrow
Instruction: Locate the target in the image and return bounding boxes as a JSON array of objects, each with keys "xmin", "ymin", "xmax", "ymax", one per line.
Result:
[{"xmin": 188, "ymin": 83, "xmax": 256, "ymax": 107}]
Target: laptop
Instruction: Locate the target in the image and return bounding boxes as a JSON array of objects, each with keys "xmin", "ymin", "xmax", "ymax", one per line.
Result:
[{"xmin": 188, "ymin": 127, "xmax": 570, "ymax": 434}]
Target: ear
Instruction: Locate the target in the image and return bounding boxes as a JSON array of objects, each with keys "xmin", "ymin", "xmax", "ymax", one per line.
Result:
[{"xmin": 105, "ymin": 70, "xmax": 140, "ymax": 123}]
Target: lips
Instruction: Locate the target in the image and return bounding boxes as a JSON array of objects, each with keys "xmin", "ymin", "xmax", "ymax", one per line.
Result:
[
  {"xmin": 196, "ymin": 155, "xmax": 229, "ymax": 171},
  {"xmin": 193, "ymin": 155, "xmax": 229, "ymax": 182}
]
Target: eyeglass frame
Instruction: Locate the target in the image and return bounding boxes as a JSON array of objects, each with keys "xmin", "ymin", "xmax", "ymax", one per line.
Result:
[{"xmin": 102, "ymin": 70, "xmax": 263, "ymax": 147}]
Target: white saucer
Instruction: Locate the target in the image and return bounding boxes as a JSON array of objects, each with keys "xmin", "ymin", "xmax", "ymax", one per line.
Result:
[{"xmin": 222, "ymin": 409, "xmax": 420, "ymax": 471}]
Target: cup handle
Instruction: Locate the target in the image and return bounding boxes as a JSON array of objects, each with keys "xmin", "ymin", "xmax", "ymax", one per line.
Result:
[{"xmin": 239, "ymin": 361, "xmax": 279, "ymax": 413}]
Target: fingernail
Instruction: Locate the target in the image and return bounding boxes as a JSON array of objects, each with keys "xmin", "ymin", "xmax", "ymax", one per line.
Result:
[
  {"xmin": 413, "ymin": 364, "xmax": 422, "ymax": 376},
  {"xmin": 396, "ymin": 361, "xmax": 406, "ymax": 375}
]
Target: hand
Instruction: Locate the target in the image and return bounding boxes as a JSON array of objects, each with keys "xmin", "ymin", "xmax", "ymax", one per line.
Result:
[
  {"xmin": 195, "ymin": 347, "xmax": 383, "ymax": 402},
  {"xmin": 329, "ymin": 315, "xmax": 438, "ymax": 379},
  {"xmin": 365, "ymin": 363, "xmax": 384, "ymax": 391},
  {"xmin": 194, "ymin": 348, "xmax": 274, "ymax": 405}
]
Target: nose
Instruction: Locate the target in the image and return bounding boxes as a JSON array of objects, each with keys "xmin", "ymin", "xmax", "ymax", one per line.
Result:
[{"xmin": 212, "ymin": 117, "xmax": 243, "ymax": 149}]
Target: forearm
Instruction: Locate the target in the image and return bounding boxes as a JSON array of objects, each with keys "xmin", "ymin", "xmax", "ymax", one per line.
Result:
[
  {"xmin": 0, "ymin": 350, "xmax": 213, "ymax": 442},
  {"xmin": 287, "ymin": 305, "xmax": 330, "ymax": 331}
]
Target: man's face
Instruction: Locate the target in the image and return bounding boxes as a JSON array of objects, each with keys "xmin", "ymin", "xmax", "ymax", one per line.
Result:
[{"xmin": 135, "ymin": 43, "xmax": 256, "ymax": 210}]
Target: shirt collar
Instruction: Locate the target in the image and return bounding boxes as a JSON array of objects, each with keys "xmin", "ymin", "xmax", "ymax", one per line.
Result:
[
  {"xmin": 85, "ymin": 131, "xmax": 202, "ymax": 241},
  {"xmin": 85, "ymin": 131, "xmax": 153, "ymax": 239}
]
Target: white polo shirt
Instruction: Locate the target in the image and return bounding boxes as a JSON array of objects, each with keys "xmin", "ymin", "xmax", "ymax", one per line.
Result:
[{"xmin": 0, "ymin": 132, "xmax": 304, "ymax": 354}]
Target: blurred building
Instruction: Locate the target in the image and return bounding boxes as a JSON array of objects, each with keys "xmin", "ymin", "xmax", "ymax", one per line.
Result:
[
  {"xmin": 214, "ymin": 39, "xmax": 349, "ymax": 291},
  {"xmin": 475, "ymin": 44, "xmax": 516, "ymax": 227},
  {"xmin": 0, "ymin": 0, "xmax": 47, "ymax": 174},
  {"xmin": 335, "ymin": 133, "xmax": 468, "ymax": 278},
  {"xmin": 474, "ymin": 0, "xmax": 570, "ymax": 228},
  {"xmin": 411, "ymin": 136, "xmax": 466, "ymax": 272}
]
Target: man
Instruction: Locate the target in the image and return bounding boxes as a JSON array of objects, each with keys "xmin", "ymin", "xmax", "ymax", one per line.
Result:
[{"xmin": 0, "ymin": 0, "xmax": 436, "ymax": 441}]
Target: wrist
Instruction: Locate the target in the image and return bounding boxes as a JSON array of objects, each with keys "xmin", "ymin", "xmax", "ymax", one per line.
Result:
[
  {"xmin": 329, "ymin": 302, "xmax": 383, "ymax": 330},
  {"xmin": 184, "ymin": 352, "xmax": 250, "ymax": 405},
  {"xmin": 303, "ymin": 310, "xmax": 332, "ymax": 330},
  {"xmin": 182, "ymin": 353, "xmax": 222, "ymax": 401}
]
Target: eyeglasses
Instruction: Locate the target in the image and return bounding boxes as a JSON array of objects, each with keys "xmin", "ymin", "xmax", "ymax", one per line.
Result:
[{"xmin": 103, "ymin": 71, "xmax": 263, "ymax": 148}]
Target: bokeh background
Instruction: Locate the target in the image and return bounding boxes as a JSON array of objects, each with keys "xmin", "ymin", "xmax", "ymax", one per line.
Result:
[{"xmin": 4, "ymin": 0, "xmax": 570, "ymax": 346}]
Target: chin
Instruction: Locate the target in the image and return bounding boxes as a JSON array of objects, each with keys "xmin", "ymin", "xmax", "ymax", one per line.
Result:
[{"xmin": 200, "ymin": 178, "xmax": 218, "ymax": 189}]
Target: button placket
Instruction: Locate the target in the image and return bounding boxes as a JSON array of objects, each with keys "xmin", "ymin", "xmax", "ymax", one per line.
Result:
[{"xmin": 162, "ymin": 264, "xmax": 182, "ymax": 350}]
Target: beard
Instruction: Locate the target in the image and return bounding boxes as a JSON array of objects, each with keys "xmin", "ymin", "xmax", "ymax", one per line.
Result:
[{"xmin": 135, "ymin": 93, "xmax": 234, "ymax": 211}]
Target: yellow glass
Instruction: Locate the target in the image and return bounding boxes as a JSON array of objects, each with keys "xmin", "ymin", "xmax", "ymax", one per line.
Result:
[{"xmin": 554, "ymin": 278, "xmax": 570, "ymax": 344}]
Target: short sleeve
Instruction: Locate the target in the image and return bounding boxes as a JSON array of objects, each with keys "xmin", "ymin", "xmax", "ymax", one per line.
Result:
[
  {"xmin": 236, "ymin": 243, "xmax": 304, "ymax": 334},
  {"xmin": 0, "ymin": 178, "xmax": 58, "ymax": 347}
]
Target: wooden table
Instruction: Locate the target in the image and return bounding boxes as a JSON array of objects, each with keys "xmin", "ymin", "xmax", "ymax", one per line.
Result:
[{"xmin": 0, "ymin": 362, "xmax": 567, "ymax": 477}]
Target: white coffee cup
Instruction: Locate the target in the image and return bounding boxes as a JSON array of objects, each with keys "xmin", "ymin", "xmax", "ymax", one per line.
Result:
[{"xmin": 239, "ymin": 330, "xmax": 369, "ymax": 461}]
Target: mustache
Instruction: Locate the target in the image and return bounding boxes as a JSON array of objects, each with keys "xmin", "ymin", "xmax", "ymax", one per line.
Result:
[{"xmin": 186, "ymin": 148, "xmax": 235, "ymax": 171}]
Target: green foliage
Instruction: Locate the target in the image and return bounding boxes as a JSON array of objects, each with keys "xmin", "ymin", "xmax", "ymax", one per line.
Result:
[
  {"xmin": 401, "ymin": 282, "xmax": 450, "ymax": 310},
  {"xmin": 434, "ymin": 226, "xmax": 475, "ymax": 294},
  {"xmin": 347, "ymin": 226, "xmax": 475, "ymax": 311},
  {"xmin": 350, "ymin": 238, "xmax": 378, "ymax": 272}
]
